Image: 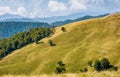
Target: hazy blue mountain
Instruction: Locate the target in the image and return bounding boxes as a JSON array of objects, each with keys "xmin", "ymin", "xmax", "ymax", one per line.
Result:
[
  {"xmin": 0, "ymin": 13, "xmax": 109, "ymax": 39},
  {"xmin": 0, "ymin": 14, "xmax": 108, "ymax": 38},
  {"xmin": 0, "ymin": 12, "xmax": 108, "ymax": 23},
  {"xmin": 52, "ymin": 14, "xmax": 109, "ymax": 26},
  {"xmin": 0, "ymin": 13, "xmax": 24, "ymax": 20},
  {"xmin": 1, "ymin": 18, "xmax": 36, "ymax": 22},
  {"xmin": 37, "ymin": 12, "xmax": 104, "ymax": 23}
]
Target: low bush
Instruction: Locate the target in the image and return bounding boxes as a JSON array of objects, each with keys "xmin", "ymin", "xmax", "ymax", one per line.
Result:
[
  {"xmin": 93, "ymin": 57, "xmax": 118, "ymax": 71},
  {"xmin": 48, "ymin": 39, "xmax": 56, "ymax": 46},
  {"xmin": 80, "ymin": 67, "xmax": 88, "ymax": 72},
  {"xmin": 55, "ymin": 61, "xmax": 66, "ymax": 74}
]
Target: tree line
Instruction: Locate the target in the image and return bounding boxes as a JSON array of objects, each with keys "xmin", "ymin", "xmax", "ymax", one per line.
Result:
[{"xmin": 0, "ymin": 27, "xmax": 54, "ymax": 59}]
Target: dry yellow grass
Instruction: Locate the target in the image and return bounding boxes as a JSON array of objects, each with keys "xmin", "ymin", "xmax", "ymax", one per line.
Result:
[
  {"xmin": 0, "ymin": 13, "xmax": 120, "ymax": 76},
  {"xmin": 1, "ymin": 71, "xmax": 120, "ymax": 77}
]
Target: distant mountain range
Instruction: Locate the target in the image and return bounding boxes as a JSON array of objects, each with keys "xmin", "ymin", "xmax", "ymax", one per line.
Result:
[
  {"xmin": 0, "ymin": 12, "xmax": 109, "ymax": 23},
  {"xmin": 52, "ymin": 14, "xmax": 109, "ymax": 26},
  {"xmin": 0, "ymin": 13, "xmax": 109, "ymax": 39},
  {"xmin": 0, "ymin": 13, "xmax": 24, "ymax": 20}
]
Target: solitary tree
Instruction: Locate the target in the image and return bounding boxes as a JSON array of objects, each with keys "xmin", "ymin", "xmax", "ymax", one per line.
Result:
[{"xmin": 61, "ymin": 27, "xmax": 66, "ymax": 32}]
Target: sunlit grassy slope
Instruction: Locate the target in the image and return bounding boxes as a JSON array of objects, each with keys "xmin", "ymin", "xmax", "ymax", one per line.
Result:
[{"xmin": 0, "ymin": 13, "xmax": 120, "ymax": 76}]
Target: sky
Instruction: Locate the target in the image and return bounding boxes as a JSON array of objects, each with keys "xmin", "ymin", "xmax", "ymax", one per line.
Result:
[{"xmin": 0, "ymin": 0, "xmax": 120, "ymax": 18}]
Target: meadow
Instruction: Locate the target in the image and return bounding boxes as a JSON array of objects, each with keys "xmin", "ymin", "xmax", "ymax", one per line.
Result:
[{"xmin": 0, "ymin": 13, "xmax": 120, "ymax": 76}]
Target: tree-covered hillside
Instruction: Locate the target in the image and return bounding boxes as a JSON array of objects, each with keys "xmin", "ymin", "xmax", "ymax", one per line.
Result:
[
  {"xmin": 0, "ymin": 27, "xmax": 54, "ymax": 59},
  {"xmin": 0, "ymin": 22, "xmax": 50, "ymax": 39}
]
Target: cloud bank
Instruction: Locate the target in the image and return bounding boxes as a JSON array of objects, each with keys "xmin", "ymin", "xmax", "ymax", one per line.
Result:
[{"xmin": 0, "ymin": 0, "xmax": 120, "ymax": 17}]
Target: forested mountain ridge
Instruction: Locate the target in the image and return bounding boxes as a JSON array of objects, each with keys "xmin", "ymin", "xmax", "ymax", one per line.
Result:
[{"xmin": 0, "ymin": 22, "xmax": 51, "ymax": 39}]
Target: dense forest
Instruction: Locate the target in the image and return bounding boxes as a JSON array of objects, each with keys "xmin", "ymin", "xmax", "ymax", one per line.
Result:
[
  {"xmin": 0, "ymin": 27, "xmax": 54, "ymax": 59},
  {"xmin": 0, "ymin": 22, "xmax": 51, "ymax": 39}
]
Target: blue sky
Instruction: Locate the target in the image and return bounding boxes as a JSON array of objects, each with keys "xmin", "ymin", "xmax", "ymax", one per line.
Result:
[{"xmin": 0, "ymin": 0, "xmax": 120, "ymax": 18}]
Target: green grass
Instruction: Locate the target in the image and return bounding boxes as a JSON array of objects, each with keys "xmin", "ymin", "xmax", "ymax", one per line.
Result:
[{"xmin": 0, "ymin": 13, "xmax": 120, "ymax": 76}]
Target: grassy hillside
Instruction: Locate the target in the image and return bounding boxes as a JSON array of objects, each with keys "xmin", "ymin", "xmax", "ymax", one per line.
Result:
[{"xmin": 0, "ymin": 13, "xmax": 120, "ymax": 76}]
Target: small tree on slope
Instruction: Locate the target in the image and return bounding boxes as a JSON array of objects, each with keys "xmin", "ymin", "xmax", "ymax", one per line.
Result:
[{"xmin": 55, "ymin": 61, "xmax": 66, "ymax": 74}]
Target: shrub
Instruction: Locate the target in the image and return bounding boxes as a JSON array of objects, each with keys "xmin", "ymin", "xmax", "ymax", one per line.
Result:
[
  {"xmin": 61, "ymin": 27, "xmax": 66, "ymax": 32},
  {"xmin": 80, "ymin": 67, "xmax": 88, "ymax": 72},
  {"xmin": 94, "ymin": 60, "xmax": 102, "ymax": 71},
  {"xmin": 58, "ymin": 61, "xmax": 65, "ymax": 66},
  {"xmin": 109, "ymin": 65, "xmax": 118, "ymax": 71},
  {"xmin": 100, "ymin": 57, "xmax": 110, "ymax": 70},
  {"xmin": 88, "ymin": 60, "xmax": 93, "ymax": 67},
  {"xmin": 55, "ymin": 66, "xmax": 66, "ymax": 74},
  {"xmin": 48, "ymin": 39, "xmax": 56, "ymax": 46},
  {"xmin": 112, "ymin": 66, "xmax": 118, "ymax": 71},
  {"xmin": 55, "ymin": 61, "xmax": 66, "ymax": 74},
  {"xmin": 94, "ymin": 58, "xmax": 118, "ymax": 71}
]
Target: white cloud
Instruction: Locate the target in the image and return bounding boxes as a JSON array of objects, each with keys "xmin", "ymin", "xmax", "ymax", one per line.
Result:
[
  {"xmin": 0, "ymin": 6, "xmax": 12, "ymax": 15},
  {"xmin": 69, "ymin": 0, "xmax": 87, "ymax": 10},
  {"xmin": 30, "ymin": 13, "xmax": 34, "ymax": 18},
  {"xmin": 17, "ymin": 7, "xmax": 26, "ymax": 16},
  {"xmin": 0, "ymin": 0, "xmax": 120, "ymax": 18},
  {"xmin": 48, "ymin": 0, "xmax": 67, "ymax": 12},
  {"xmin": 47, "ymin": 0, "xmax": 88, "ymax": 14},
  {"xmin": 0, "ymin": 6, "xmax": 26, "ymax": 16}
]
